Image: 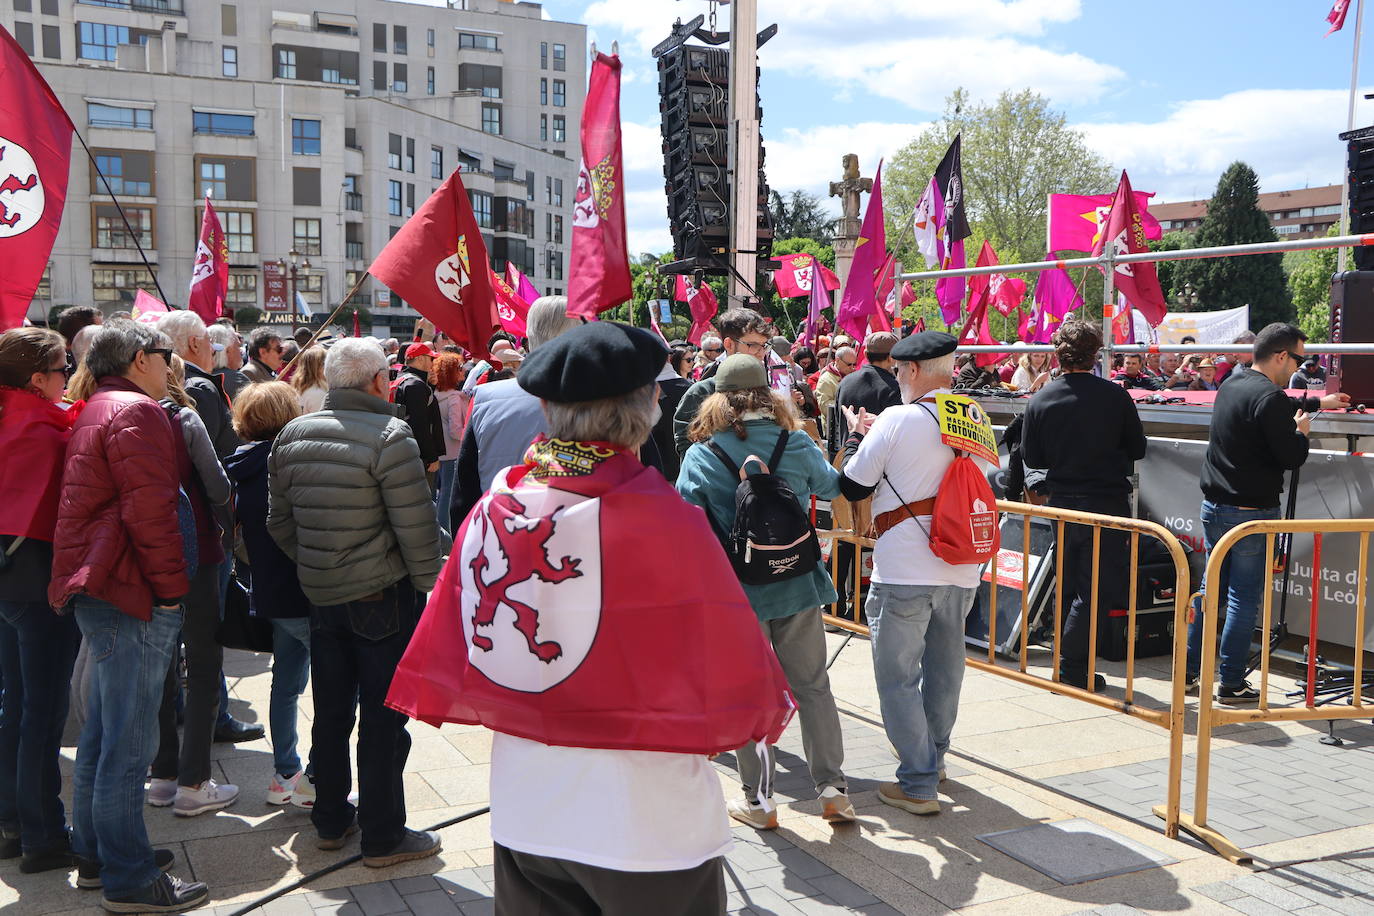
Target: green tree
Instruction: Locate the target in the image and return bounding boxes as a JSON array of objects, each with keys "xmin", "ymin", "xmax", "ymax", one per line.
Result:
[
  {"xmin": 233, "ymin": 306, "xmax": 264, "ymax": 328},
  {"xmin": 756, "ymin": 236, "xmax": 835, "ymax": 334},
  {"xmin": 1173, "ymin": 162, "xmax": 1293, "ymax": 328},
  {"xmin": 769, "ymin": 190, "xmax": 835, "ymax": 244},
  {"xmin": 1287, "ymin": 226, "xmax": 1337, "ymax": 343},
  {"xmin": 1150, "ymin": 231, "xmax": 1194, "ymax": 308},
  {"xmin": 885, "ymin": 89, "xmax": 1116, "ymax": 272}
]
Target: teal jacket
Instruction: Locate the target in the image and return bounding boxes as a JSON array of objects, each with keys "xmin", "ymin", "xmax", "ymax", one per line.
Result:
[{"xmin": 676, "ymin": 419, "xmax": 840, "ymax": 621}]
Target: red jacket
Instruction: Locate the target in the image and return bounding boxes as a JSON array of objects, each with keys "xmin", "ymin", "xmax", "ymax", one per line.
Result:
[
  {"xmin": 49, "ymin": 376, "xmax": 189, "ymax": 619},
  {"xmin": 0, "ymin": 387, "xmax": 73, "ymax": 542}
]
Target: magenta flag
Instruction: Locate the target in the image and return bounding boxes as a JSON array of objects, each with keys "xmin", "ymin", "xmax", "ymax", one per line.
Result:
[
  {"xmin": 802, "ymin": 259, "xmax": 827, "ymax": 348},
  {"xmin": 1328, "ymin": 0, "xmax": 1352, "ymax": 35},
  {"xmin": 506, "ymin": 262, "xmax": 541, "ymax": 305},
  {"xmin": 1029, "ymin": 264, "xmax": 1083, "ymax": 343},
  {"xmin": 836, "ymin": 160, "xmax": 885, "ymax": 341},
  {"xmin": 936, "ymin": 238, "xmax": 964, "ymax": 327},
  {"xmin": 1048, "ymin": 191, "xmax": 1161, "ymax": 254}
]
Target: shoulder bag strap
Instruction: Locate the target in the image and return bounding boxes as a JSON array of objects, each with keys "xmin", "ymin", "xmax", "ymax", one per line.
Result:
[
  {"xmin": 767, "ymin": 429, "xmax": 789, "ymax": 474},
  {"xmin": 706, "ymin": 440, "xmax": 741, "ymax": 478}
]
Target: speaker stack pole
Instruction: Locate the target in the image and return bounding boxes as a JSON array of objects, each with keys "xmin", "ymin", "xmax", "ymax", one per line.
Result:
[{"xmin": 1339, "ymin": 0, "xmax": 1365, "ymax": 275}]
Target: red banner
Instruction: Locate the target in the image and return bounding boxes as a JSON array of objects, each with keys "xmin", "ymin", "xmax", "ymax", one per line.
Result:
[
  {"xmin": 773, "ymin": 253, "xmax": 840, "ymax": 298},
  {"xmin": 263, "ymin": 261, "xmax": 287, "ymax": 311},
  {"xmin": 188, "ymin": 196, "xmax": 228, "ymax": 323}
]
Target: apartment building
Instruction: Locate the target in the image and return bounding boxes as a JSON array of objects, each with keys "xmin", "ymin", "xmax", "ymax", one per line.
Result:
[
  {"xmin": 3, "ymin": 0, "xmax": 584, "ymax": 335},
  {"xmin": 1153, "ymin": 184, "xmax": 1342, "ymax": 241}
]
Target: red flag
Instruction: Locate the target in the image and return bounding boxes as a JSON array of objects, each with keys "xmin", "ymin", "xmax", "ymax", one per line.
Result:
[
  {"xmin": 567, "ymin": 53, "xmax": 632, "ymax": 320},
  {"xmin": 0, "ymin": 26, "xmax": 73, "ymax": 331},
  {"xmin": 369, "ymin": 170, "xmax": 500, "ymax": 360},
  {"xmin": 773, "ymin": 253, "xmax": 840, "ymax": 297},
  {"xmin": 900, "ymin": 281, "xmax": 917, "ymax": 310},
  {"xmin": 352, "ymin": 310, "xmax": 361, "ymax": 338},
  {"xmin": 1328, "ymin": 0, "xmax": 1352, "ymax": 35},
  {"xmin": 958, "ymin": 253, "xmax": 1005, "ymax": 368},
  {"xmin": 675, "ymin": 275, "xmax": 719, "ymax": 345},
  {"xmin": 491, "ymin": 267, "xmax": 529, "ymax": 338},
  {"xmin": 386, "ymin": 447, "xmax": 795, "ymax": 753},
  {"xmin": 1094, "ymin": 171, "xmax": 1168, "ymax": 327},
  {"xmin": 131, "ymin": 289, "xmax": 168, "ymax": 325},
  {"xmin": 188, "ymin": 195, "xmax": 229, "ymax": 324}
]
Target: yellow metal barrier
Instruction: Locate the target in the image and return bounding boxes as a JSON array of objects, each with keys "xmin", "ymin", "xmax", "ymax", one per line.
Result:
[
  {"xmin": 820, "ymin": 500, "xmax": 1193, "ymax": 841},
  {"xmin": 1174, "ymin": 518, "xmax": 1374, "ymax": 866}
]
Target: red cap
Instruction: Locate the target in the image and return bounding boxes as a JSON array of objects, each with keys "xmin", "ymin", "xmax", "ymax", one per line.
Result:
[{"xmin": 406, "ymin": 342, "xmax": 436, "ymax": 360}]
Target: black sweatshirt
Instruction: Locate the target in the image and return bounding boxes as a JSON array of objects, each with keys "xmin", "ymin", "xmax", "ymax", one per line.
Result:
[
  {"xmin": 1201, "ymin": 369, "xmax": 1309, "ymax": 508},
  {"xmin": 1021, "ymin": 373, "xmax": 1147, "ymax": 498}
]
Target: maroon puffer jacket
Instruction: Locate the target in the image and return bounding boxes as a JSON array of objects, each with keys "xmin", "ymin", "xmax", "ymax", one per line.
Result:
[{"xmin": 49, "ymin": 376, "xmax": 189, "ymax": 619}]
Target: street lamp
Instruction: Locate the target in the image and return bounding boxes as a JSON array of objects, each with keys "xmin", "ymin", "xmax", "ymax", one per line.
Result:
[
  {"xmin": 276, "ymin": 248, "xmax": 312, "ymax": 334},
  {"xmin": 1176, "ymin": 281, "xmax": 1199, "ymax": 311}
]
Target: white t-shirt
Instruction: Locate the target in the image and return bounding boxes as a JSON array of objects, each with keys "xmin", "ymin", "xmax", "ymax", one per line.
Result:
[
  {"xmin": 842, "ymin": 391, "xmax": 982, "ymax": 588},
  {"xmin": 489, "ymin": 734, "xmax": 733, "ymax": 872}
]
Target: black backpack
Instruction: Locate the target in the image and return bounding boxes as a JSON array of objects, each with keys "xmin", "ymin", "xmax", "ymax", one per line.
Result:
[{"xmin": 707, "ymin": 430, "xmax": 821, "ymax": 586}]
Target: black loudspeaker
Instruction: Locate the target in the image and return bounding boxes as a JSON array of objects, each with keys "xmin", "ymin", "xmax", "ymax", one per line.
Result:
[
  {"xmin": 1345, "ymin": 126, "xmax": 1374, "ymax": 271},
  {"xmin": 1329, "ymin": 271, "xmax": 1374, "ymax": 405}
]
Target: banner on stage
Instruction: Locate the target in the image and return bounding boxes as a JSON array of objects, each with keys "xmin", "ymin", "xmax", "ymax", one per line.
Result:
[{"xmin": 1131, "ymin": 305, "xmax": 1250, "ymax": 346}]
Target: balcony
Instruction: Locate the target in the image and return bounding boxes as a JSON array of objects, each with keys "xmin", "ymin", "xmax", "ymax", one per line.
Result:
[
  {"xmin": 346, "ymin": 241, "xmax": 364, "ymax": 260},
  {"xmin": 344, "ymin": 192, "xmax": 363, "ymax": 211},
  {"xmin": 80, "ymin": 0, "xmax": 185, "ymax": 14}
]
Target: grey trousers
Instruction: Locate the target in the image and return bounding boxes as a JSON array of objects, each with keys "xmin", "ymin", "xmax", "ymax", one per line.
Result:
[
  {"xmin": 737, "ymin": 607, "xmax": 846, "ymax": 800},
  {"xmin": 493, "ymin": 843, "xmax": 726, "ymax": 916}
]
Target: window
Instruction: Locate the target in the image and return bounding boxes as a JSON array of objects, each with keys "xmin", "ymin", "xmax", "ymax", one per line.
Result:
[
  {"xmin": 426, "ymin": 66, "xmax": 434, "ymax": 95},
  {"xmin": 552, "ymin": 79, "xmax": 565, "ymax": 107},
  {"xmin": 1275, "ymin": 224, "xmax": 1301, "ymax": 235},
  {"xmin": 546, "ymin": 212, "xmax": 552, "ymax": 240},
  {"xmin": 431, "ymin": 146, "xmax": 443, "ymax": 179},
  {"xmin": 458, "ymin": 150, "xmax": 480, "ymax": 172},
  {"xmin": 493, "ymin": 160, "xmax": 515, "ymax": 181},
  {"xmin": 78, "ymin": 22, "xmax": 128, "ymax": 61},
  {"xmin": 393, "ymin": 25, "xmax": 407, "ymax": 54},
  {"xmin": 552, "ymin": 116, "xmax": 566, "ymax": 143},
  {"xmin": 540, "ymin": 41, "xmax": 547, "ymax": 69},
  {"xmin": 552, "ymin": 43, "xmax": 565, "ymax": 71},
  {"xmin": 553, "ymin": 214, "xmax": 563, "ymax": 244},
  {"xmin": 406, "ymin": 183, "xmax": 415, "ymax": 216},
  {"xmin": 459, "ymin": 32, "xmax": 498, "ymax": 51},
  {"xmin": 14, "ymin": 0, "xmax": 29, "ymax": 11},
  {"xmin": 526, "ymin": 170, "xmax": 535, "ymax": 201},
  {"xmin": 222, "ymin": 46, "xmax": 237, "ymax": 77},
  {"xmin": 344, "ymin": 173, "xmax": 362, "ymax": 210},
  {"xmin": 274, "ymin": 44, "xmax": 360, "ymax": 84},
  {"xmin": 459, "ymin": 63, "xmax": 502, "ymax": 98},
  {"xmin": 91, "ymin": 150, "xmax": 153, "ymax": 196},
  {"xmin": 469, "ymin": 191, "xmax": 493, "ymax": 229},
  {"xmin": 540, "ymin": 78, "xmax": 547, "ymax": 105},
  {"xmin": 550, "ymin": 250, "xmax": 563, "ymax": 281},
  {"xmin": 545, "ymin": 175, "xmax": 552, "ymax": 205},
  {"xmin": 481, "ymin": 103, "xmax": 501, "ymax": 136},
  {"xmin": 41, "ymin": 24, "xmax": 58, "ymax": 59},
  {"xmin": 540, "ymin": 114, "xmax": 547, "ymax": 142},
  {"xmin": 388, "ymin": 133, "xmax": 402, "ymax": 169},
  {"xmin": 373, "ymin": 60, "xmax": 386, "ymax": 90},
  {"xmin": 426, "ymin": 28, "xmax": 435, "ymax": 50},
  {"xmin": 196, "ymin": 156, "xmax": 255, "ymax": 200},
  {"xmin": 1315, "ymin": 204, "xmax": 1343, "ymax": 216},
  {"xmin": 222, "ymin": 4, "xmax": 237, "ymax": 37},
  {"xmin": 372, "ymin": 22, "xmax": 386, "ymax": 52},
  {"xmin": 13, "ymin": 22, "xmax": 33, "ymax": 56},
  {"xmin": 393, "ymin": 62, "xmax": 407, "ymax": 93},
  {"xmin": 346, "ymin": 224, "xmax": 363, "ymax": 260},
  {"xmin": 194, "ymin": 111, "xmax": 254, "ymax": 136},
  {"xmin": 87, "ymin": 102, "xmax": 151, "ymax": 130},
  {"xmin": 276, "ymin": 47, "xmax": 296, "ymax": 79},
  {"xmin": 93, "ymin": 204, "xmax": 152, "ymax": 249},
  {"xmin": 293, "ymin": 217, "xmax": 321, "ymax": 255},
  {"xmin": 387, "ymin": 180, "xmax": 402, "ymax": 216},
  {"xmin": 292, "ymin": 167, "xmax": 320, "ymax": 206},
  {"xmin": 92, "ymin": 268, "xmax": 154, "ymax": 307},
  {"xmin": 405, "ymin": 137, "xmax": 415, "ymax": 173},
  {"xmin": 291, "ymin": 118, "xmax": 320, "ymax": 155},
  {"xmin": 199, "ymin": 160, "xmax": 226, "ymax": 198},
  {"xmin": 34, "ymin": 265, "xmax": 50, "ymax": 303},
  {"xmin": 227, "ymin": 271, "xmax": 256, "ymax": 305},
  {"xmin": 221, "ymin": 210, "xmax": 254, "ymax": 252},
  {"xmin": 553, "ymin": 178, "xmax": 563, "ymax": 207}
]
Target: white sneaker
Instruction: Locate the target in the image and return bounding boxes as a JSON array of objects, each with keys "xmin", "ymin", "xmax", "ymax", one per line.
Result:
[
  {"xmin": 266, "ymin": 771, "xmax": 303, "ymax": 806},
  {"xmin": 819, "ymin": 786, "xmax": 855, "ymax": 823},
  {"xmin": 290, "ymin": 774, "xmax": 357, "ymax": 809},
  {"xmin": 146, "ymin": 777, "xmax": 177, "ymax": 808},
  {"xmin": 726, "ymin": 798, "xmax": 778, "ymax": 830},
  {"xmin": 173, "ymin": 779, "xmax": 239, "ymax": 817}
]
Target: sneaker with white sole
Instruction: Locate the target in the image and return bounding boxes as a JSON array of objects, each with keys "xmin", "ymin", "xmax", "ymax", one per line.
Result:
[
  {"xmin": 877, "ymin": 782, "xmax": 940, "ymax": 816},
  {"xmin": 289, "ymin": 773, "xmax": 317, "ymax": 809},
  {"xmin": 266, "ymin": 771, "xmax": 302, "ymax": 806},
  {"xmin": 819, "ymin": 787, "xmax": 855, "ymax": 823},
  {"xmin": 146, "ymin": 778, "xmax": 177, "ymax": 808},
  {"xmin": 173, "ymin": 780, "xmax": 239, "ymax": 817},
  {"xmin": 726, "ymin": 798, "xmax": 778, "ymax": 830},
  {"xmin": 1217, "ymin": 681, "xmax": 1261, "ymax": 705}
]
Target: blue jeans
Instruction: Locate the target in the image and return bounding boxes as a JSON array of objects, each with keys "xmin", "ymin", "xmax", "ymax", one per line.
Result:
[
  {"xmin": 71, "ymin": 598, "xmax": 183, "ymax": 896},
  {"xmin": 867, "ymin": 583, "xmax": 975, "ymax": 800},
  {"xmin": 269, "ymin": 617, "xmax": 311, "ymax": 778},
  {"xmin": 435, "ymin": 459, "xmax": 456, "ymax": 533},
  {"xmin": 1186, "ymin": 501, "xmax": 1280, "ymax": 688},
  {"xmin": 0, "ymin": 600, "xmax": 81, "ymax": 853}
]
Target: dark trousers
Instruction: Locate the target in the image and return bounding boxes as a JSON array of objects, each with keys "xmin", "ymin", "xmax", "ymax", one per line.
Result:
[
  {"xmin": 0, "ymin": 600, "xmax": 81, "ymax": 853},
  {"xmin": 152, "ymin": 562, "xmax": 224, "ymax": 788},
  {"xmin": 1049, "ymin": 494, "xmax": 1130, "ymax": 677},
  {"xmin": 310, "ymin": 580, "xmax": 419, "ymax": 857},
  {"xmin": 493, "ymin": 843, "xmax": 726, "ymax": 916}
]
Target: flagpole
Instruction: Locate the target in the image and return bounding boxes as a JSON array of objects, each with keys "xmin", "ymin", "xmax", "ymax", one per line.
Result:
[
  {"xmin": 1101, "ymin": 245, "xmax": 1116, "ymax": 377},
  {"xmin": 1339, "ymin": 0, "xmax": 1365, "ymax": 274},
  {"xmin": 277, "ymin": 272, "xmax": 369, "ymax": 378},
  {"xmin": 72, "ymin": 129, "xmax": 171, "ymax": 307}
]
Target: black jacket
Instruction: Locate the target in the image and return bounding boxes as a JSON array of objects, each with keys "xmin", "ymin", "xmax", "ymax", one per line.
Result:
[
  {"xmin": 183, "ymin": 362, "xmax": 242, "ymax": 459},
  {"xmin": 1022, "ymin": 373, "xmax": 1147, "ymax": 499},
  {"xmin": 223, "ymin": 440, "xmax": 309, "ymax": 619},
  {"xmin": 1201, "ymin": 369, "xmax": 1309, "ymax": 508},
  {"xmin": 394, "ymin": 366, "xmax": 444, "ymax": 467},
  {"xmin": 653, "ymin": 375, "xmax": 692, "ymax": 482},
  {"xmin": 837, "ymin": 364, "xmax": 901, "ymax": 416}
]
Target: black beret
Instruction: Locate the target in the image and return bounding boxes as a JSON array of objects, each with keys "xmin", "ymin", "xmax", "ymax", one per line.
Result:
[
  {"xmin": 891, "ymin": 330, "xmax": 957, "ymax": 362},
  {"xmin": 518, "ymin": 321, "xmax": 668, "ymax": 403}
]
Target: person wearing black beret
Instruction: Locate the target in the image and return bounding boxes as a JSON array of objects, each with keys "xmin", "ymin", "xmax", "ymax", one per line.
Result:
[{"xmin": 829, "ymin": 330, "xmax": 986, "ymax": 818}]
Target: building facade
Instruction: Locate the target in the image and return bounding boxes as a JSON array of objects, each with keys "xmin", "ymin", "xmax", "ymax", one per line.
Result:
[
  {"xmin": 4, "ymin": 0, "xmax": 584, "ymax": 335},
  {"xmin": 1152, "ymin": 184, "xmax": 1342, "ymax": 241}
]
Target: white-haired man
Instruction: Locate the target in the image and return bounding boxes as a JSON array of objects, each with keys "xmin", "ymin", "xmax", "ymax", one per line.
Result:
[
  {"xmin": 268, "ymin": 337, "xmax": 443, "ymax": 867},
  {"xmin": 158, "ymin": 311, "xmax": 241, "ymax": 458}
]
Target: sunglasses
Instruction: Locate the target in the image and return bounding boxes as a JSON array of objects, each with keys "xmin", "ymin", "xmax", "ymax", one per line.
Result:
[
  {"xmin": 145, "ymin": 347, "xmax": 173, "ymax": 363},
  {"xmin": 704, "ymin": 347, "xmax": 723, "ymax": 355}
]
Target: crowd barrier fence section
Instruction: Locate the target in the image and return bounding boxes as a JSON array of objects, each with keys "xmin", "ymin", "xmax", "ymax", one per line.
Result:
[
  {"xmin": 1176, "ymin": 518, "xmax": 1374, "ymax": 866},
  {"xmin": 820, "ymin": 500, "xmax": 1192, "ymax": 843}
]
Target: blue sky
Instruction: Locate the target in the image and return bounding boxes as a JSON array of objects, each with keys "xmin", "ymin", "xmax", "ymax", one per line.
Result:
[{"xmin": 426, "ymin": 0, "xmax": 1370, "ymax": 255}]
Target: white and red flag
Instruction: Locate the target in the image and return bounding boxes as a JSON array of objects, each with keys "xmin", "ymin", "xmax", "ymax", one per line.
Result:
[
  {"xmin": 0, "ymin": 26, "xmax": 73, "ymax": 330},
  {"xmin": 188, "ymin": 195, "xmax": 229, "ymax": 323},
  {"xmin": 1328, "ymin": 0, "xmax": 1352, "ymax": 35},
  {"xmin": 131, "ymin": 288, "xmax": 168, "ymax": 324},
  {"xmin": 369, "ymin": 170, "xmax": 500, "ymax": 360},
  {"xmin": 567, "ymin": 52, "xmax": 632, "ymax": 320},
  {"xmin": 773, "ymin": 253, "xmax": 839, "ymax": 298},
  {"xmin": 490, "ymin": 267, "xmax": 530, "ymax": 338},
  {"xmin": 674, "ymin": 274, "xmax": 720, "ymax": 345},
  {"xmin": 1094, "ymin": 171, "xmax": 1169, "ymax": 327}
]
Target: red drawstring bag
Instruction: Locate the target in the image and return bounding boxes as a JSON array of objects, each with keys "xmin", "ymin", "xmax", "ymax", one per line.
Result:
[{"xmin": 928, "ymin": 451, "xmax": 1000, "ymax": 565}]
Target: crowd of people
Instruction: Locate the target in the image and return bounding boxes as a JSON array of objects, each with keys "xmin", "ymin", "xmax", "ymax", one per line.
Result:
[{"xmin": 0, "ymin": 295, "xmax": 1350, "ymax": 914}]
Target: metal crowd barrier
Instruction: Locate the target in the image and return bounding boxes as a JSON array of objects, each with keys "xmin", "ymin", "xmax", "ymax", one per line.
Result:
[
  {"xmin": 1177, "ymin": 518, "xmax": 1374, "ymax": 866},
  {"xmin": 819, "ymin": 499, "xmax": 1193, "ymax": 841}
]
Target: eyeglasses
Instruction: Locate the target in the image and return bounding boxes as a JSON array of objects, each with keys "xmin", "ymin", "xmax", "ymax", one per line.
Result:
[
  {"xmin": 840, "ymin": 360, "xmax": 857, "ymax": 369},
  {"xmin": 703, "ymin": 347, "xmax": 723, "ymax": 355},
  {"xmin": 737, "ymin": 339, "xmax": 767, "ymax": 354},
  {"xmin": 145, "ymin": 348, "xmax": 173, "ymax": 363}
]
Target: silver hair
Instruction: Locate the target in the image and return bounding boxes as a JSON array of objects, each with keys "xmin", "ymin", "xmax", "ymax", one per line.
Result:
[
  {"xmin": 542, "ymin": 382, "xmax": 658, "ymax": 450},
  {"xmin": 836, "ymin": 346, "xmax": 857, "ymax": 362},
  {"xmin": 207, "ymin": 324, "xmax": 238, "ymax": 370},
  {"xmin": 85, "ymin": 319, "xmax": 171, "ymax": 380},
  {"xmin": 384, "ymin": 337, "xmax": 400, "ymax": 353},
  {"xmin": 526, "ymin": 296, "xmax": 579, "ymax": 351},
  {"xmin": 70, "ymin": 324, "xmax": 101, "ymax": 365},
  {"xmin": 324, "ymin": 337, "xmax": 388, "ymax": 390},
  {"xmin": 700, "ymin": 335, "xmax": 722, "ymax": 350},
  {"xmin": 915, "ymin": 353, "xmax": 956, "ymax": 381},
  {"xmin": 156, "ymin": 310, "xmax": 207, "ymax": 356}
]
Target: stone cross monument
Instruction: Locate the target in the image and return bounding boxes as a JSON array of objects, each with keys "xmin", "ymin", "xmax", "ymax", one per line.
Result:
[{"xmin": 829, "ymin": 153, "xmax": 872, "ymax": 289}]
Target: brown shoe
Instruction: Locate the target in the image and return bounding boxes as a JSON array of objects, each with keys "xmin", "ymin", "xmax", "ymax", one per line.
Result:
[
  {"xmin": 316, "ymin": 822, "xmax": 358, "ymax": 851},
  {"xmin": 362, "ymin": 830, "xmax": 441, "ymax": 868},
  {"xmin": 878, "ymin": 783, "xmax": 940, "ymax": 816}
]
